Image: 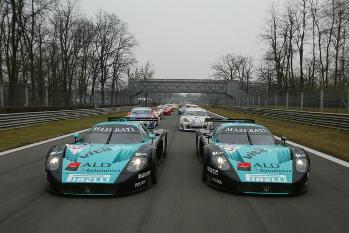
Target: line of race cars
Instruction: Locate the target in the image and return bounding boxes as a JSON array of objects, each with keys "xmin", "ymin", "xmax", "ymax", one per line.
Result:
[{"xmin": 45, "ymin": 104, "xmax": 310, "ymax": 196}]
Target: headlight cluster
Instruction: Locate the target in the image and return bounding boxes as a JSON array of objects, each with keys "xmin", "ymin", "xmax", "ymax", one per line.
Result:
[
  {"xmin": 211, "ymin": 156, "xmax": 230, "ymax": 171},
  {"xmin": 295, "ymin": 158, "xmax": 308, "ymax": 173},
  {"xmin": 127, "ymin": 157, "xmax": 148, "ymax": 172},
  {"xmin": 182, "ymin": 118, "xmax": 189, "ymax": 123},
  {"xmin": 46, "ymin": 156, "xmax": 60, "ymax": 171}
]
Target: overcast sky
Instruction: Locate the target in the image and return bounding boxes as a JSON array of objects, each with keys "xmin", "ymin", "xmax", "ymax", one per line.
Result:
[{"xmin": 80, "ymin": 0, "xmax": 274, "ymax": 79}]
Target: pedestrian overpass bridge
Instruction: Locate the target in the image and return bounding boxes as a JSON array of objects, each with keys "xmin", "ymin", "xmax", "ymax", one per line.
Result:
[{"xmin": 127, "ymin": 79, "xmax": 248, "ymax": 99}]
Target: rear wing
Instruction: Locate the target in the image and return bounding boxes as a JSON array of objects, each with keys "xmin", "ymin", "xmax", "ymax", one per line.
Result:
[
  {"xmin": 205, "ymin": 118, "xmax": 255, "ymax": 130},
  {"xmin": 108, "ymin": 117, "xmax": 158, "ymax": 122}
]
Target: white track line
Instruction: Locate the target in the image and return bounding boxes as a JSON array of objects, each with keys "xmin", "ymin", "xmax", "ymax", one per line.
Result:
[
  {"xmin": 208, "ymin": 111, "xmax": 349, "ymax": 168},
  {"xmin": 0, "ymin": 129, "xmax": 89, "ymax": 157}
]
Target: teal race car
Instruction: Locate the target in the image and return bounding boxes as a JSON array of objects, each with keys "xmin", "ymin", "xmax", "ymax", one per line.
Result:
[
  {"xmin": 45, "ymin": 118, "xmax": 168, "ymax": 195},
  {"xmin": 196, "ymin": 119, "xmax": 310, "ymax": 195}
]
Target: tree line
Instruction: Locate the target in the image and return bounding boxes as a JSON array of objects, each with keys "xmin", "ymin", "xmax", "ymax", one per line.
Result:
[
  {"xmin": 212, "ymin": 0, "xmax": 349, "ymax": 94},
  {"xmin": 0, "ymin": 0, "xmax": 154, "ymax": 106}
]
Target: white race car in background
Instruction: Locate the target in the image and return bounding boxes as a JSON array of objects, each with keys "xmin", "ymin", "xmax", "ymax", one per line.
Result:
[
  {"xmin": 178, "ymin": 108, "xmax": 212, "ymax": 131},
  {"xmin": 178, "ymin": 104, "xmax": 199, "ymax": 115}
]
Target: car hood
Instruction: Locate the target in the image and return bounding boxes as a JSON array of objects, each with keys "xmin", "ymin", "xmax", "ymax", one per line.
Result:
[
  {"xmin": 129, "ymin": 114, "xmax": 151, "ymax": 118},
  {"xmin": 217, "ymin": 144, "xmax": 293, "ymax": 183},
  {"xmin": 182, "ymin": 116, "xmax": 207, "ymax": 123},
  {"xmin": 61, "ymin": 143, "xmax": 143, "ymax": 184}
]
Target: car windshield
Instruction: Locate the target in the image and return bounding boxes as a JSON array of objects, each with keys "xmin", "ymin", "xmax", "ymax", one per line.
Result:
[
  {"xmin": 83, "ymin": 125, "xmax": 143, "ymax": 144},
  {"xmin": 131, "ymin": 109, "xmax": 151, "ymax": 115},
  {"xmin": 216, "ymin": 126, "xmax": 275, "ymax": 145},
  {"xmin": 185, "ymin": 110, "xmax": 207, "ymax": 116}
]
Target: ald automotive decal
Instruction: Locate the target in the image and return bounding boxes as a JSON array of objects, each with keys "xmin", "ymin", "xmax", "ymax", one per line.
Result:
[
  {"xmin": 62, "ymin": 144, "xmax": 142, "ymax": 184},
  {"xmin": 219, "ymin": 144, "xmax": 293, "ymax": 183}
]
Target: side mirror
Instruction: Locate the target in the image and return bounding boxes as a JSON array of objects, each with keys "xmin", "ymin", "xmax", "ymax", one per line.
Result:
[
  {"xmin": 149, "ymin": 134, "xmax": 156, "ymax": 140},
  {"xmin": 281, "ymin": 136, "xmax": 287, "ymax": 145},
  {"xmin": 73, "ymin": 133, "xmax": 81, "ymax": 143}
]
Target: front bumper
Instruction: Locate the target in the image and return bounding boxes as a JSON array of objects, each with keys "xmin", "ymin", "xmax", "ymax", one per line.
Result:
[
  {"xmin": 47, "ymin": 170, "xmax": 152, "ymax": 196},
  {"xmin": 205, "ymin": 166, "xmax": 308, "ymax": 195}
]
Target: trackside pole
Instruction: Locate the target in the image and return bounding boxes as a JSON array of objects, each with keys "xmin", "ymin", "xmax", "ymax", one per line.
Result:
[
  {"xmin": 45, "ymin": 85, "xmax": 49, "ymax": 106},
  {"xmin": 25, "ymin": 85, "xmax": 29, "ymax": 106},
  {"xmin": 0, "ymin": 83, "xmax": 4, "ymax": 107},
  {"xmin": 286, "ymin": 92, "xmax": 289, "ymax": 109},
  {"xmin": 300, "ymin": 92, "xmax": 304, "ymax": 110},
  {"xmin": 320, "ymin": 89, "xmax": 324, "ymax": 112},
  {"xmin": 347, "ymin": 88, "xmax": 349, "ymax": 113}
]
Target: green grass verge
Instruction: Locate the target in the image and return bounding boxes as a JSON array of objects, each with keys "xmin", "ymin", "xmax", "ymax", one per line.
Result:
[
  {"xmin": 0, "ymin": 112, "xmax": 127, "ymax": 152},
  {"xmin": 206, "ymin": 107, "xmax": 349, "ymax": 162}
]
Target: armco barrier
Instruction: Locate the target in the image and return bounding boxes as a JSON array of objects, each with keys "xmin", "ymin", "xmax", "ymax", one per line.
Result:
[
  {"xmin": 0, "ymin": 106, "xmax": 134, "ymax": 129},
  {"xmin": 217, "ymin": 106, "xmax": 349, "ymax": 130}
]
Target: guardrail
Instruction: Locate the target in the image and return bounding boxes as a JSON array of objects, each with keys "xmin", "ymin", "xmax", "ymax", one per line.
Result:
[
  {"xmin": 0, "ymin": 106, "xmax": 133, "ymax": 129},
  {"xmin": 217, "ymin": 106, "xmax": 349, "ymax": 130}
]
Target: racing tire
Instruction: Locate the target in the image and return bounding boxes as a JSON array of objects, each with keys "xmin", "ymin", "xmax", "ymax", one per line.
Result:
[
  {"xmin": 151, "ymin": 158, "xmax": 158, "ymax": 184},
  {"xmin": 163, "ymin": 133, "xmax": 168, "ymax": 158},
  {"xmin": 195, "ymin": 133, "xmax": 199, "ymax": 157},
  {"xmin": 202, "ymin": 164, "xmax": 207, "ymax": 182}
]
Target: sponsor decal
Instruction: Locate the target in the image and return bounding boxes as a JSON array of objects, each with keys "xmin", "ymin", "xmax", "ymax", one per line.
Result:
[
  {"xmin": 245, "ymin": 174, "xmax": 288, "ymax": 183},
  {"xmin": 50, "ymin": 151, "xmax": 63, "ymax": 156},
  {"xmin": 295, "ymin": 153, "xmax": 306, "ymax": 158},
  {"xmin": 81, "ymin": 162, "xmax": 111, "ymax": 168},
  {"xmin": 254, "ymin": 163, "xmax": 279, "ymax": 169},
  {"xmin": 79, "ymin": 147, "xmax": 112, "ymax": 158},
  {"xmin": 212, "ymin": 177, "xmax": 222, "ymax": 185},
  {"xmin": 224, "ymin": 127, "xmax": 269, "ymax": 134},
  {"xmin": 135, "ymin": 180, "xmax": 146, "ymax": 188},
  {"xmin": 253, "ymin": 163, "xmax": 291, "ymax": 173},
  {"xmin": 222, "ymin": 145, "xmax": 238, "ymax": 153},
  {"xmin": 135, "ymin": 152, "xmax": 147, "ymax": 157},
  {"xmin": 65, "ymin": 162, "xmax": 81, "ymax": 171},
  {"xmin": 212, "ymin": 151, "xmax": 224, "ymax": 156},
  {"xmin": 243, "ymin": 148, "xmax": 268, "ymax": 159},
  {"xmin": 91, "ymin": 126, "xmax": 139, "ymax": 133},
  {"xmin": 237, "ymin": 162, "xmax": 251, "ymax": 171},
  {"xmin": 78, "ymin": 162, "xmax": 119, "ymax": 173},
  {"xmin": 207, "ymin": 166, "xmax": 218, "ymax": 176},
  {"xmin": 66, "ymin": 145, "xmax": 88, "ymax": 155},
  {"xmin": 66, "ymin": 174, "xmax": 111, "ymax": 183},
  {"xmin": 138, "ymin": 171, "xmax": 151, "ymax": 179}
]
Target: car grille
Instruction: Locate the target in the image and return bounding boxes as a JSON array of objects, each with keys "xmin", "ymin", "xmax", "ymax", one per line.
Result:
[
  {"xmin": 61, "ymin": 183, "xmax": 117, "ymax": 195},
  {"xmin": 236, "ymin": 183, "xmax": 292, "ymax": 194}
]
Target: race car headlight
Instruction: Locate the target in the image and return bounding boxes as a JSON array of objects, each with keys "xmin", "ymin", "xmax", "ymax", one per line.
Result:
[
  {"xmin": 46, "ymin": 156, "xmax": 60, "ymax": 171},
  {"xmin": 183, "ymin": 118, "xmax": 189, "ymax": 123},
  {"xmin": 127, "ymin": 157, "xmax": 148, "ymax": 172},
  {"xmin": 211, "ymin": 156, "xmax": 230, "ymax": 171},
  {"xmin": 295, "ymin": 158, "xmax": 308, "ymax": 173}
]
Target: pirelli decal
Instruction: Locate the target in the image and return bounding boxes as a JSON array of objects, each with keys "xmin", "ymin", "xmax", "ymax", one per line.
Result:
[{"xmin": 245, "ymin": 174, "xmax": 288, "ymax": 183}]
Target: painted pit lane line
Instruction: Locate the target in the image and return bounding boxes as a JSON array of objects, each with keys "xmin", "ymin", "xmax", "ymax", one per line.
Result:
[{"xmin": 208, "ymin": 111, "xmax": 349, "ymax": 168}]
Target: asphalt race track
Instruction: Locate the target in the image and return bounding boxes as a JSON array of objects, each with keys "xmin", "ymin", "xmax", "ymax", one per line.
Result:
[{"xmin": 0, "ymin": 113, "xmax": 348, "ymax": 233}]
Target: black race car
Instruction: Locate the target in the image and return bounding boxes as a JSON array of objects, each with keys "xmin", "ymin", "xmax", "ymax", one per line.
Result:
[
  {"xmin": 196, "ymin": 119, "xmax": 310, "ymax": 195},
  {"xmin": 45, "ymin": 118, "xmax": 168, "ymax": 195}
]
